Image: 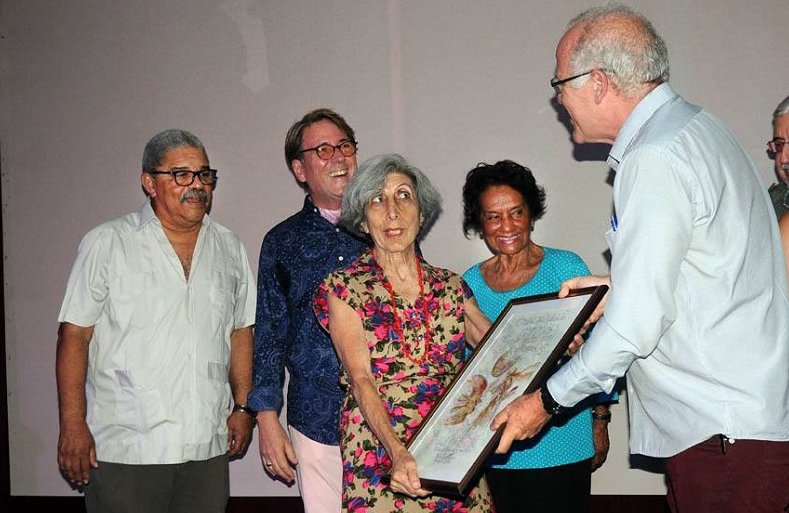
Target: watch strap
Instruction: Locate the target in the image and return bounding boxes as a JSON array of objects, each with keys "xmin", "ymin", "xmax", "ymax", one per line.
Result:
[{"xmin": 540, "ymin": 386, "xmax": 567, "ymax": 416}]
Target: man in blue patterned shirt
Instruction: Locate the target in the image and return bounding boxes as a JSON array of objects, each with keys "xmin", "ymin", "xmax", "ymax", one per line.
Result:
[{"xmin": 248, "ymin": 109, "xmax": 367, "ymax": 513}]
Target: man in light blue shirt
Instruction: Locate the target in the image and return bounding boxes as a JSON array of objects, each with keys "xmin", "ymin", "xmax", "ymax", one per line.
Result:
[{"xmin": 492, "ymin": 6, "xmax": 789, "ymax": 513}]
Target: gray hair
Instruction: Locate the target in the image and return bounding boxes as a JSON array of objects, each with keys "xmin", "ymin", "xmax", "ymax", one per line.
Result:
[
  {"xmin": 774, "ymin": 95, "xmax": 789, "ymax": 121},
  {"xmin": 340, "ymin": 153, "xmax": 442, "ymax": 239},
  {"xmin": 567, "ymin": 4, "xmax": 669, "ymax": 98},
  {"xmin": 142, "ymin": 129, "xmax": 205, "ymax": 171}
]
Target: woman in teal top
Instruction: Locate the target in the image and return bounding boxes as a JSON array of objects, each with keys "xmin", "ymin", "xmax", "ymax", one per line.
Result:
[{"xmin": 461, "ymin": 160, "xmax": 614, "ymax": 513}]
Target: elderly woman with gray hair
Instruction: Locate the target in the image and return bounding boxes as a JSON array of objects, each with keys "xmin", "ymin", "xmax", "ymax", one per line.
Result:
[{"xmin": 313, "ymin": 154, "xmax": 494, "ymax": 512}]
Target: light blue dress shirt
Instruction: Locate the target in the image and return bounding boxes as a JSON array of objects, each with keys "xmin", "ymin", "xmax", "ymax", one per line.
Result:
[{"xmin": 549, "ymin": 83, "xmax": 789, "ymax": 457}]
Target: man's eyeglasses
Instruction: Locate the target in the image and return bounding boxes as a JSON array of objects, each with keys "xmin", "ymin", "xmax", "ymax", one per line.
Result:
[
  {"xmin": 550, "ymin": 69, "xmax": 611, "ymax": 94},
  {"xmin": 550, "ymin": 70, "xmax": 593, "ymax": 94},
  {"xmin": 767, "ymin": 138, "xmax": 787, "ymax": 154},
  {"xmin": 147, "ymin": 168, "xmax": 218, "ymax": 186},
  {"xmin": 299, "ymin": 141, "xmax": 357, "ymax": 161}
]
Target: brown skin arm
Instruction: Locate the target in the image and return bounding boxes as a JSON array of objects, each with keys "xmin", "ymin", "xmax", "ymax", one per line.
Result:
[
  {"xmin": 463, "ymin": 297, "xmax": 492, "ymax": 349},
  {"xmin": 328, "ymin": 294, "xmax": 430, "ymax": 498},
  {"xmin": 56, "ymin": 322, "xmax": 97, "ymax": 486},
  {"xmin": 591, "ymin": 404, "xmax": 611, "ymax": 471},
  {"xmin": 227, "ymin": 326, "xmax": 254, "ymax": 459}
]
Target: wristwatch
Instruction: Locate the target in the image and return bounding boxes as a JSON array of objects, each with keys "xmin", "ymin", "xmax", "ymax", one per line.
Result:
[
  {"xmin": 232, "ymin": 403, "xmax": 257, "ymax": 419},
  {"xmin": 540, "ymin": 386, "xmax": 568, "ymax": 416}
]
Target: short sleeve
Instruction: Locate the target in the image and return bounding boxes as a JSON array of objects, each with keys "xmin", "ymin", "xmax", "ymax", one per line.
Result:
[
  {"xmin": 312, "ymin": 273, "xmax": 351, "ymax": 332},
  {"xmin": 58, "ymin": 226, "xmax": 111, "ymax": 327}
]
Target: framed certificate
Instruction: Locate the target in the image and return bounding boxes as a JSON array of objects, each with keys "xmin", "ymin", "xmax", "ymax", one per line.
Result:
[{"xmin": 405, "ymin": 285, "xmax": 608, "ymax": 497}]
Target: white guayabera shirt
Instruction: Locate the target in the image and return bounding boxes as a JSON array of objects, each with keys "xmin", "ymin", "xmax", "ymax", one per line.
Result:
[{"xmin": 59, "ymin": 200, "xmax": 256, "ymax": 464}]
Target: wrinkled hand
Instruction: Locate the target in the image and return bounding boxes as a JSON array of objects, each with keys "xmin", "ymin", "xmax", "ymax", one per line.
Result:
[
  {"xmin": 565, "ymin": 322, "xmax": 590, "ymax": 357},
  {"xmin": 58, "ymin": 420, "xmax": 97, "ymax": 486},
  {"xmin": 389, "ymin": 447, "xmax": 430, "ymax": 498},
  {"xmin": 227, "ymin": 411, "xmax": 254, "ymax": 459},
  {"xmin": 491, "ymin": 392, "xmax": 551, "ymax": 454},
  {"xmin": 591, "ymin": 415, "xmax": 611, "ymax": 471},
  {"xmin": 560, "ymin": 275, "xmax": 611, "ymax": 354},
  {"xmin": 256, "ymin": 411, "xmax": 297, "ymax": 483}
]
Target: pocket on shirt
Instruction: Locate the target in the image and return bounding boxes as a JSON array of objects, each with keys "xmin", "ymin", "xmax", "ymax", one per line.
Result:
[
  {"xmin": 108, "ymin": 271, "xmax": 162, "ymax": 328},
  {"xmin": 209, "ymin": 271, "xmax": 237, "ymax": 326},
  {"xmin": 112, "ymin": 368, "xmax": 167, "ymax": 432}
]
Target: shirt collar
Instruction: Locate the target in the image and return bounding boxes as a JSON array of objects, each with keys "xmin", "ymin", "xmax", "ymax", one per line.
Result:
[
  {"xmin": 138, "ymin": 199, "xmax": 158, "ymax": 229},
  {"xmin": 137, "ymin": 199, "xmax": 211, "ymax": 230},
  {"xmin": 607, "ymin": 82, "xmax": 677, "ymax": 170}
]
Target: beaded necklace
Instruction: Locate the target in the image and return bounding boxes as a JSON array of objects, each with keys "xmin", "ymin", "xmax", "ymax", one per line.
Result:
[{"xmin": 378, "ymin": 253, "xmax": 435, "ymax": 365}]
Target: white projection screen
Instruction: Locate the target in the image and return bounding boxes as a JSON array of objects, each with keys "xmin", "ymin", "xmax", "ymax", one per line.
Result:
[{"xmin": 2, "ymin": 0, "xmax": 787, "ymax": 498}]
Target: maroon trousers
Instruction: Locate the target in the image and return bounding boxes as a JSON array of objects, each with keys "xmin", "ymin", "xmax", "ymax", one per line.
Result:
[{"xmin": 665, "ymin": 435, "xmax": 789, "ymax": 513}]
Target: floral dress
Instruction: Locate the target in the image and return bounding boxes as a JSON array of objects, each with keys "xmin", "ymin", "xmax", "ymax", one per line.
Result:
[{"xmin": 314, "ymin": 249, "xmax": 494, "ymax": 513}]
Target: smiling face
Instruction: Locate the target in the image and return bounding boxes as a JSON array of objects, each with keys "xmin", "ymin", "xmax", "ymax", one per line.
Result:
[
  {"xmin": 292, "ymin": 119, "xmax": 357, "ymax": 210},
  {"xmin": 362, "ymin": 171, "xmax": 422, "ymax": 255},
  {"xmin": 141, "ymin": 145, "xmax": 212, "ymax": 230},
  {"xmin": 479, "ymin": 185, "xmax": 532, "ymax": 256}
]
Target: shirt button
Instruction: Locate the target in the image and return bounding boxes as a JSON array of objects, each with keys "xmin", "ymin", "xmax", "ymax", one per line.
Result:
[
  {"xmin": 338, "ymin": 256, "xmax": 344, "ymax": 261},
  {"xmin": 335, "ymin": 228, "xmax": 340, "ymax": 233}
]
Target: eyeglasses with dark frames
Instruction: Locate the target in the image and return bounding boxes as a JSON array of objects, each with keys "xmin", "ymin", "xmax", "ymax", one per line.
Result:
[
  {"xmin": 550, "ymin": 69, "xmax": 612, "ymax": 94},
  {"xmin": 298, "ymin": 140, "xmax": 358, "ymax": 161},
  {"xmin": 767, "ymin": 138, "xmax": 787, "ymax": 154},
  {"xmin": 147, "ymin": 168, "xmax": 218, "ymax": 186}
]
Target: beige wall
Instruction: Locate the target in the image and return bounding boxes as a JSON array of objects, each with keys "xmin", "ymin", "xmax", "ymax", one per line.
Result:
[{"xmin": 2, "ymin": 0, "xmax": 787, "ymax": 496}]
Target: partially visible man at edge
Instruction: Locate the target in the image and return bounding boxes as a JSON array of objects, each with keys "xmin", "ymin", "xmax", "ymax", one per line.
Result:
[
  {"xmin": 492, "ymin": 6, "xmax": 789, "ymax": 513},
  {"xmin": 768, "ymin": 94, "xmax": 789, "ymax": 220},
  {"xmin": 768, "ymin": 95, "xmax": 789, "ymax": 285},
  {"xmin": 247, "ymin": 108, "xmax": 367, "ymax": 513},
  {"xmin": 57, "ymin": 129, "xmax": 257, "ymax": 513}
]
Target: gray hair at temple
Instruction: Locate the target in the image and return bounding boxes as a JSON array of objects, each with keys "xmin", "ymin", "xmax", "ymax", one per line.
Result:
[
  {"xmin": 567, "ymin": 4, "xmax": 669, "ymax": 98},
  {"xmin": 142, "ymin": 129, "xmax": 206, "ymax": 171},
  {"xmin": 774, "ymin": 95, "xmax": 789, "ymax": 122},
  {"xmin": 340, "ymin": 153, "xmax": 442, "ymax": 239}
]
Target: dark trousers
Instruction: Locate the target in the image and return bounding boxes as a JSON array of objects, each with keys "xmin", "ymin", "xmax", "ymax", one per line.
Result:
[
  {"xmin": 85, "ymin": 454, "xmax": 229, "ymax": 513},
  {"xmin": 486, "ymin": 458, "xmax": 592, "ymax": 513},
  {"xmin": 666, "ymin": 436, "xmax": 789, "ymax": 513}
]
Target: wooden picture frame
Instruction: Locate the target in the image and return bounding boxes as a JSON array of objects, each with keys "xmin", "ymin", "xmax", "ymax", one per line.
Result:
[{"xmin": 404, "ymin": 285, "xmax": 608, "ymax": 497}]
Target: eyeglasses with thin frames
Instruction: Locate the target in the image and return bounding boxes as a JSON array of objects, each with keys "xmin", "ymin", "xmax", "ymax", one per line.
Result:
[
  {"xmin": 767, "ymin": 138, "xmax": 787, "ymax": 154},
  {"xmin": 298, "ymin": 140, "xmax": 357, "ymax": 161},
  {"xmin": 147, "ymin": 168, "xmax": 218, "ymax": 186}
]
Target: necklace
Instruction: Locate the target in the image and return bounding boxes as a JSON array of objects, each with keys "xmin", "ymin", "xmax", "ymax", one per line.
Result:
[{"xmin": 378, "ymin": 253, "xmax": 435, "ymax": 365}]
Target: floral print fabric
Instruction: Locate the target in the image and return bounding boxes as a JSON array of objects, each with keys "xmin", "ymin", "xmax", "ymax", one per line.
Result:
[{"xmin": 314, "ymin": 249, "xmax": 494, "ymax": 512}]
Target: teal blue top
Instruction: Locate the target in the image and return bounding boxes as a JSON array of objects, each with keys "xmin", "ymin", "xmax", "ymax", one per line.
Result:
[{"xmin": 463, "ymin": 246, "xmax": 614, "ymax": 469}]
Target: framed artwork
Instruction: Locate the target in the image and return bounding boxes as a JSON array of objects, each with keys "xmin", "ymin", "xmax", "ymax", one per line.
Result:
[{"xmin": 405, "ymin": 285, "xmax": 608, "ymax": 497}]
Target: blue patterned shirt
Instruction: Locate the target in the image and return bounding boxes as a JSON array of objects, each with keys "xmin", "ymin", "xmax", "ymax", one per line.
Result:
[
  {"xmin": 464, "ymin": 247, "xmax": 616, "ymax": 469},
  {"xmin": 248, "ymin": 196, "xmax": 368, "ymax": 445}
]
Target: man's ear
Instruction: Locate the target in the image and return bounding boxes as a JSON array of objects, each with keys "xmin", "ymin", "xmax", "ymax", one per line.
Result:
[
  {"xmin": 292, "ymin": 159, "xmax": 307, "ymax": 184},
  {"xmin": 592, "ymin": 69, "xmax": 608, "ymax": 104},
  {"xmin": 141, "ymin": 172, "xmax": 156, "ymax": 197}
]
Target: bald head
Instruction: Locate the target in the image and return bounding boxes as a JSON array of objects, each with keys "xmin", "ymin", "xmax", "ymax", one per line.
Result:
[{"xmin": 565, "ymin": 4, "xmax": 668, "ymax": 99}]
